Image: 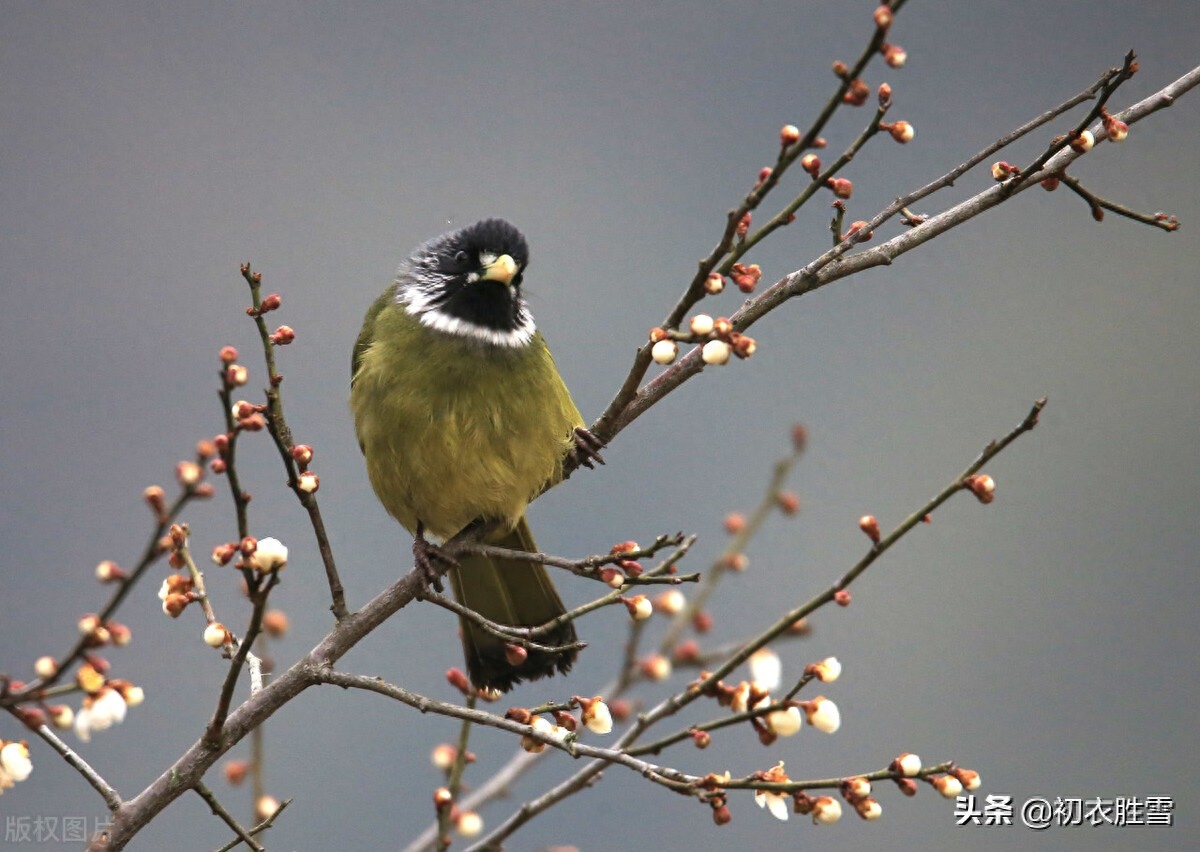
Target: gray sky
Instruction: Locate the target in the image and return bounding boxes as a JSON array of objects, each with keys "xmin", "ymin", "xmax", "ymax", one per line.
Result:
[{"xmin": 2, "ymin": 2, "xmax": 1198, "ymax": 850}]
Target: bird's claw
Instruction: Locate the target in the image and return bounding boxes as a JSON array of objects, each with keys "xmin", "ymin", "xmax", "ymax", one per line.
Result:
[
  {"xmin": 568, "ymin": 427, "xmax": 606, "ymax": 470},
  {"xmin": 412, "ymin": 522, "xmax": 457, "ymax": 593}
]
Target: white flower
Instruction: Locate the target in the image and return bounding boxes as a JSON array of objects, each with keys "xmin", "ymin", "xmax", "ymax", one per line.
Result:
[
  {"xmin": 76, "ymin": 687, "xmax": 128, "ymax": 741},
  {"xmin": 0, "ymin": 742, "xmax": 32, "ymax": 783},
  {"xmin": 748, "ymin": 648, "xmax": 782, "ymax": 692},
  {"xmin": 755, "ymin": 789, "xmax": 790, "ymax": 821},
  {"xmin": 251, "ymin": 537, "xmax": 288, "ymax": 572},
  {"xmin": 73, "ymin": 706, "xmax": 93, "ymax": 743}
]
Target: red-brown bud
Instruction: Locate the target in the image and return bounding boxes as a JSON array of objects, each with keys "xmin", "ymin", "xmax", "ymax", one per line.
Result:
[
  {"xmin": 828, "ymin": 177, "xmax": 854, "ymax": 199},
  {"xmin": 224, "ymin": 759, "xmax": 249, "ymax": 786},
  {"xmin": 503, "ymin": 643, "xmax": 528, "ymax": 667},
  {"xmin": 843, "ymin": 79, "xmax": 869, "ymax": 106},
  {"xmin": 446, "ymin": 668, "xmax": 471, "ymax": 695}
]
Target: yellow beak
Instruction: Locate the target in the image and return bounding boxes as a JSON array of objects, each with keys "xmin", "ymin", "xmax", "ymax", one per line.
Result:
[{"xmin": 479, "ymin": 254, "xmax": 518, "ymax": 286}]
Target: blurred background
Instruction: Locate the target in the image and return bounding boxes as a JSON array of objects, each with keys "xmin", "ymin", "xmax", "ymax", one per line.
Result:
[{"xmin": 2, "ymin": 1, "xmax": 1197, "ymax": 849}]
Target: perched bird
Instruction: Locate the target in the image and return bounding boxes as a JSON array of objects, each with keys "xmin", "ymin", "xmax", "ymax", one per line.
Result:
[{"xmin": 351, "ymin": 218, "xmax": 599, "ymax": 692}]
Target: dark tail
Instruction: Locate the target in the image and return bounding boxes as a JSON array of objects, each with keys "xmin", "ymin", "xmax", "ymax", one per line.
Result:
[{"xmin": 449, "ymin": 516, "xmax": 578, "ymax": 692}]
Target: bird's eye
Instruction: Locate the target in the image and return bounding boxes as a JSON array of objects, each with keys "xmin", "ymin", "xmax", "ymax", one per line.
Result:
[{"xmin": 453, "ymin": 250, "xmax": 470, "ymax": 266}]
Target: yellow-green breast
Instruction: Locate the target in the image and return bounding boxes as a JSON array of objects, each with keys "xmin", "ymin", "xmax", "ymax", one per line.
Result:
[{"xmin": 351, "ymin": 289, "xmax": 583, "ymax": 540}]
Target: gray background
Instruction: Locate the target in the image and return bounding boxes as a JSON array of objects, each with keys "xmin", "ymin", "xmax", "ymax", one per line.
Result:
[{"xmin": 2, "ymin": 1, "xmax": 1197, "ymax": 850}]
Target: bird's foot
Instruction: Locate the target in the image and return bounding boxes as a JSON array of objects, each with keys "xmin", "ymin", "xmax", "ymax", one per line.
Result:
[
  {"xmin": 412, "ymin": 522, "xmax": 457, "ymax": 593},
  {"xmin": 567, "ymin": 427, "xmax": 606, "ymax": 471}
]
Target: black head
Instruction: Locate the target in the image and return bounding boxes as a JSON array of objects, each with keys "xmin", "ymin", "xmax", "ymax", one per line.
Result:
[{"xmin": 396, "ymin": 218, "xmax": 536, "ymax": 347}]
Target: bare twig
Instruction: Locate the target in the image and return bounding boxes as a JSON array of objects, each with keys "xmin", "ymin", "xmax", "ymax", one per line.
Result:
[{"xmin": 194, "ymin": 782, "xmax": 266, "ymax": 852}]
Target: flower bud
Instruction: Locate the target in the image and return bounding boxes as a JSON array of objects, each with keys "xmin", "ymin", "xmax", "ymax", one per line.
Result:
[
  {"xmin": 952, "ymin": 767, "xmax": 982, "ymax": 790},
  {"xmin": 965, "ymin": 473, "xmax": 995, "ymax": 504},
  {"xmin": 95, "ymin": 561, "xmax": 125, "ymax": 583},
  {"xmin": 828, "ymin": 177, "xmax": 853, "ymax": 199},
  {"xmin": 297, "ymin": 471, "xmax": 319, "ymax": 494},
  {"xmin": 639, "ymin": 654, "xmax": 672, "ymax": 682},
  {"xmin": 651, "ymin": 339, "xmax": 678, "ymax": 365},
  {"xmin": 263, "ymin": 609, "xmax": 289, "ymax": 638},
  {"xmin": 766, "ymin": 706, "xmax": 803, "ymax": 737},
  {"xmin": 807, "ymin": 656, "xmax": 842, "ymax": 683},
  {"xmin": 931, "ymin": 774, "xmax": 963, "ymax": 798},
  {"xmin": 689, "ymin": 314, "xmax": 715, "ymax": 337},
  {"xmin": 855, "ymin": 797, "xmax": 883, "ymax": 820},
  {"xmin": 887, "ymin": 120, "xmax": 915, "ymax": 143},
  {"xmin": 883, "ymin": 44, "xmax": 907, "ymax": 67},
  {"xmin": 780, "ymin": 124, "xmax": 801, "ymax": 147},
  {"xmin": 226, "ymin": 364, "xmax": 249, "ymax": 387},
  {"xmin": 1104, "ymin": 117, "xmax": 1129, "ymax": 142},
  {"xmin": 654, "ymin": 588, "xmax": 686, "ymax": 615},
  {"xmin": 859, "ymin": 514, "xmax": 881, "ymax": 543},
  {"xmin": 842, "ymin": 776, "xmax": 871, "ymax": 800},
  {"xmin": 622, "ymin": 595, "xmax": 653, "ymax": 621},
  {"xmin": 224, "ymin": 759, "xmax": 249, "ymax": 786},
  {"xmin": 456, "ymin": 810, "xmax": 483, "ymax": 837},
  {"xmin": 576, "ymin": 696, "xmax": 614, "ymax": 735},
  {"xmin": 704, "ymin": 272, "xmax": 725, "ymax": 294},
  {"xmin": 800, "ymin": 696, "xmax": 841, "ymax": 733},
  {"xmin": 203, "ymin": 623, "xmax": 231, "ymax": 648},
  {"xmin": 811, "ymin": 796, "xmax": 843, "ymax": 824},
  {"xmin": 446, "ymin": 668, "xmax": 471, "ymax": 695},
  {"xmin": 892, "ymin": 752, "xmax": 922, "ymax": 777},
  {"xmin": 701, "ymin": 339, "xmax": 732, "ymax": 366},
  {"xmin": 503, "ymin": 643, "xmax": 528, "ymax": 667},
  {"xmin": 1069, "ymin": 129, "xmax": 1095, "ymax": 153}
]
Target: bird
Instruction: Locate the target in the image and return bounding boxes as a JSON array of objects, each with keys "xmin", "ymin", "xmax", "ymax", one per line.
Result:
[{"xmin": 350, "ymin": 218, "xmax": 601, "ymax": 692}]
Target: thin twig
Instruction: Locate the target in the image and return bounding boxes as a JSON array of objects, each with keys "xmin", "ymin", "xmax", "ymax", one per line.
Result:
[
  {"xmin": 212, "ymin": 798, "xmax": 292, "ymax": 852},
  {"xmin": 194, "ymin": 782, "xmax": 266, "ymax": 852},
  {"xmin": 241, "ymin": 264, "xmax": 348, "ymax": 621},
  {"xmin": 26, "ymin": 722, "xmax": 122, "ymax": 811}
]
